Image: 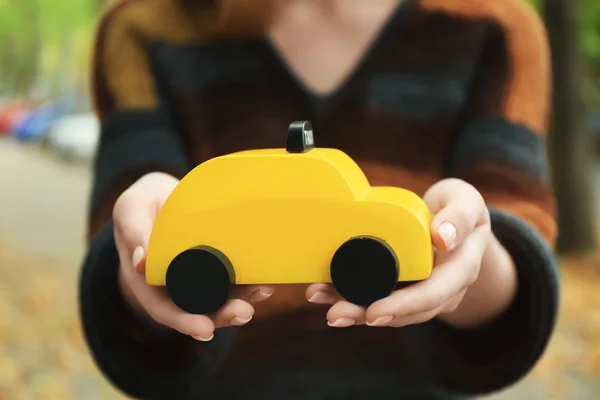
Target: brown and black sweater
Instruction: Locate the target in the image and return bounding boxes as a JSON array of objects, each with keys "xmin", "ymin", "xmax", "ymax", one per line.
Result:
[{"xmin": 80, "ymin": 0, "xmax": 560, "ymax": 399}]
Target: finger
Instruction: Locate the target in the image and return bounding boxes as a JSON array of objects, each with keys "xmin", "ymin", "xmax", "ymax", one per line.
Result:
[
  {"xmin": 439, "ymin": 288, "xmax": 468, "ymax": 315},
  {"xmin": 212, "ymin": 298, "xmax": 255, "ymax": 328},
  {"xmin": 423, "ymin": 179, "xmax": 489, "ymax": 251},
  {"xmin": 231, "ymin": 285, "xmax": 276, "ymax": 304},
  {"xmin": 387, "ymin": 308, "xmax": 440, "ymax": 328},
  {"xmin": 365, "ymin": 227, "xmax": 488, "ymax": 325},
  {"xmin": 113, "ymin": 189, "xmax": 156, "ymax": 252},
  {"xmin": 113, "ymin": 209, "xmax": 152, "ymax": 275},
  {"xmin": 140, "ymin": 287, "xmax": 216, "ymax": 341},
  {"xmin": 113, "ymin": 174, "xmax": 179, "ymax": 274},
  {"xmin": 131, "ymin": 245, "xmax": 146, "ymax": 275},
  {"xmin": 386, "ymin": 289, "xmax": 468, "ymax": 328},
  {"xmin": 121, "ymin": 254, "xmax": 216, "ymax": 340},
  {"xmin": 306, "ymin": 283, "xmax": 339, "ymax": 304},
  {"xmin": 326, "ymin": 301, "xmax": 366, "ymax": 327}
]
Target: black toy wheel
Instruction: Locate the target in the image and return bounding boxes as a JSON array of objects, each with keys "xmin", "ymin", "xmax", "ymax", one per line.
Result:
[
  {"xmin": 166, "ymin": 246, "xmax": 235, "ymax": 315},
  {"xmin": 330, "ymin": 237, "xmax": 399, "ymax": 306}
]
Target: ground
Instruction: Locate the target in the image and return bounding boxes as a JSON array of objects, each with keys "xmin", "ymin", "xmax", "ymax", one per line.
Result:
[{"xmin": 0, "ymin": 137, "xmax": 599, "ymax": 399}]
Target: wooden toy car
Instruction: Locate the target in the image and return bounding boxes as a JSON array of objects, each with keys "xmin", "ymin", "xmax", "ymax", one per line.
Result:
[{"xmin": 145, "ymin": 121, "xmax": 434, "ymax": 315}]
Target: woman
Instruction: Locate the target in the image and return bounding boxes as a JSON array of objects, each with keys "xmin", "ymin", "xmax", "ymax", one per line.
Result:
[{"xmin": 80, "ymin": 0, "xmax": 559, "ymax": 399}]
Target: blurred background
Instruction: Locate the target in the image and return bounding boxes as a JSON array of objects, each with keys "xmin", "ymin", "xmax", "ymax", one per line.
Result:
[{"xmin": 1, "ymin": 0, "xmax": 600, "ymax": 399}]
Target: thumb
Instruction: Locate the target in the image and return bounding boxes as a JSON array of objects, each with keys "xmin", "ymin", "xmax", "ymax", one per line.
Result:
[
  {"xmin": 113, "ymin": 173, "xmax": 179, "ymax": 274},
  {"xmin": 423, "ymin": 179, "xmax": 489, "ymax": 252}
]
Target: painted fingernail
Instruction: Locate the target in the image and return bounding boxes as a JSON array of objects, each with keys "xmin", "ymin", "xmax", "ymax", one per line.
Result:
[
  {"xmin": 132, "ymin": 246, "xmax": 144, "ymax": 269},
  {"xmin": 367, "ymin": 316, "xmax": 393, "ymax": 327},
  {"xmin": 250, "ymin": 290, "xmax": 273, "ymax": 303},
  {"xmin": 327, "ymin": 318, "xmax": 355, "ymax": 328},
  {"xmin": 192, "ymin": 333, "xmax": 214, "ymax": 342},
  {"xmin": 230, "ymin": 315, "xmax": 253, "ymax": 326},
  {"xmin": 308, "ymin": 291, "xmax": 336, "ymax": 304},
  {"xmin": 437, "ymin": 221, "xmax": 457, "ymax": 250}
]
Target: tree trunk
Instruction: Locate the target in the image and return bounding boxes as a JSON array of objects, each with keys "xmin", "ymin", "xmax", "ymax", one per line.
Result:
[{"xmin": 544, "ymin": 0, "xmax": 597, "ymax": 254}]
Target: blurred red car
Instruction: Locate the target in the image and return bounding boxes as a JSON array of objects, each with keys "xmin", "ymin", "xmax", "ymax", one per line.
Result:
[{"xmin": 0, "ymin": 101, "xmax": 36, "ymax": 135}]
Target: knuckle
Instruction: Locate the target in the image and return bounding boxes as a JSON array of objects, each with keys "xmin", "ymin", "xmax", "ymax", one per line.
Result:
[
  {"xmin": 468, "ymin": 264, "xmax": 481, "ymax": 285},
  {"xmin": 443, "ymin": 299, "xmax": 460, "ymax": 313},
  {"xmin": 221, "ymin": 299, "xmax": 253, "ymax": 321},
  {"xmin": 439, "ymin": 178, "xmax": 473, "ymax": 195},
  {"xmin": 447, "ymin": 177, "xmax": 469, "ymax": 188},
  {"xmin": 172, "ymin": 313, "xmax": 192, "ymax": 330},
  {"xmin": 452, "ymin": 207, "xmax": 473, "ymax": 228},
  {"xmin": 142, "ymin": 171, "xmax": 168, "ymax": 182},
  {"xmin": 481, "ymin": 206, "xmax": 492, "ymax": 225},
  {"xmin": 429, "ymin": 291, "xmax": 450, "ymax": 310},
  {"xmin": 464, "ymin": 240, "xmax": 483, "ymax": 265},
  {"xmin": 415, "ymin": 311, "xmax": 435, "ymax": 325},
  {"xmin": 478, "ymin": 223, "xmax": 493, "ymax": 237},
  {"xmin": 425, "ymin": 178, "xmax": 452, "ymax": 196},
  {"xmin": 464, "ymin": 251, "xmax": 480, "ymax": 269},
  {"xmin": 140, "ymin": 172, "xmax": 179, "ymax": 192},
  {"xmin": 464, "ymin": 272, "xmax": 478, "ymax": 288},
  {"xmin": 453, "ymin": 179, "xmax": 479, "ymax": 197},
  {"xmin": 462, "ymin": 258, "xmax": 481, "ymax": 287},
  {"xmin": 113, "ymin": 190, "xmax": 136, "ymax": 220},
  {"xmin": 450, "ymin": 180, "xmax": 487, "ymax": 213},
  {"xmin": 227, "ymin": 298, "xmax": 247, "ymax": 310}
]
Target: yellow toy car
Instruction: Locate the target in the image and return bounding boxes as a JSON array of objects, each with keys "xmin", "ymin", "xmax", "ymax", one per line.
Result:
[{"xmin": 145, "ymin": 121, "xmax": 434, "ymax": 315}]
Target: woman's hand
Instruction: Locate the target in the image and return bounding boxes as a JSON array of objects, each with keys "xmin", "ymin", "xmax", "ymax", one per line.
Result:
[
  {"xmin": 306, "ymin": 178, "xmax": 516, "ymax": 328},
  {"xmin": 113, "ymin": 172, "xmax": 275, "ymax": 342}
]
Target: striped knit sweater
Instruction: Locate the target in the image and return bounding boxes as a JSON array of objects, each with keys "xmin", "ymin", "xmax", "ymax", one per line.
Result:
[{"xmin": 80, "ymin": 1, "xmax": 560, "ymax": 399}]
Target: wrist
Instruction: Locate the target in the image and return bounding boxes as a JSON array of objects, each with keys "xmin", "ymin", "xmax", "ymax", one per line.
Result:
[
  {"xmin": 438, "ymin": 234, "xmax": 518, "ymax": 329},
  {"xmin": 118, "ymin": 266, "xmax": 178, "ymax": 342}
]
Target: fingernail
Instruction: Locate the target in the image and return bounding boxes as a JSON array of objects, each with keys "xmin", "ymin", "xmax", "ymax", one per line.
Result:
[
  {"xmin": 132, "ymin": 246, "xmax": 144, "ymax": 269},
  {"xmin": 192, "ymin": 333, "xmax": 214, "ymax": 342},
  {"xmin": 250, "ymin": 290, "xmax": 273, "ymax": 303},
  {"xmin": 230, "ymin": 315, "xmax": 253, "ymax": 326},
  {"xmin": 308, "ymin": 291, "xmax": 336, "ymax": 304},
  {"xmin": 367, "ymin": 315, "xmax": 393, "ymax": 327},
  {"xmin": 437, "ymin": 221, "xmax": 457, "ymax": 250},
  {"xmin": 327, "ymin": 318, "xmax": 355, "ymax": 328}
]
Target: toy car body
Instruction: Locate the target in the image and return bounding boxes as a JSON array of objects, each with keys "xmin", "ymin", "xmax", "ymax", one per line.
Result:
[{"xmin": 146, "ymin": 121, "xmax": 433, "ymax": 315}]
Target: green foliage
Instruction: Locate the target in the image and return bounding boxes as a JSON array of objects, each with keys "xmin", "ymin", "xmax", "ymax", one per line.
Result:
[
  {"xmin": 524, "ymin": 0, "xmax": 600, "ymax": 108},
  {"xmin": 525, "ymin": 0, "xmax": 600, "ymax": 67},
  {"xmin": 1, "ymin": 0, "xmax": 600, "ymax": 107},
  {"xmin": 581, "ymin": 0, "xmax": 600, "ymax": 68},
  {"xmin": 0, "ymin": 0, "xmax": 99, "ymax": 96}
]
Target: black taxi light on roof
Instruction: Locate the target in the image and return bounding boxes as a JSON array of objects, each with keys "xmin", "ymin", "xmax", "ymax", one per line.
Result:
[{"xmin": 287, "ymin": 121, "xmax": 315, "ymax": 153}]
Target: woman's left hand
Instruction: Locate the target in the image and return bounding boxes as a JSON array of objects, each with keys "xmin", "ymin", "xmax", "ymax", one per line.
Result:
[{"xmin": 305, "ymin": 178, "xmax": 493, "ymax": 328}]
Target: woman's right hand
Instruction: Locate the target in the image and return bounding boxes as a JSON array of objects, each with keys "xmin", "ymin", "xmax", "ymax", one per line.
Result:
[{"xmin": 113, "ymin": 172, "xmax": 275, "ymax": 342}]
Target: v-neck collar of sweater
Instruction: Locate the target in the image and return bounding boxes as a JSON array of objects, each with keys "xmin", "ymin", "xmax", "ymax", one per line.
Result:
[{"xmin": 258, "ymin": 0, "xmax": 418, "ymax": 117}]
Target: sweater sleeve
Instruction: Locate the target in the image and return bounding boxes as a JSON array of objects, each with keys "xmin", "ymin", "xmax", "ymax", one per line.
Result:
[
  {"xmin": 422, "ymin": 6, "xmax": 560, "ymax": 396},
  {"xmin": 87, "ymin": 1, "xmax": 192, "ymax": 237},
  {"xmin": 79, "ymin": 4, "xmax": 234, "ymax": 399}
]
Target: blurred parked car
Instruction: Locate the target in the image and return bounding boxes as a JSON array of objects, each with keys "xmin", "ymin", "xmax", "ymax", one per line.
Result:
[
  {"xmin": 43, "ymin": 114, "xmax": 100, "ymax": 161},
  {"xmin": 12, "ymin": 99, "xmax": 77, "ymax": 141},
  {"xmin": 43, "ymin": 113, "xmax": 100, "ymax": 161},
  {"xmin": 0, "ymin": 100, "xmax": 37, "ymax": 135}
]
